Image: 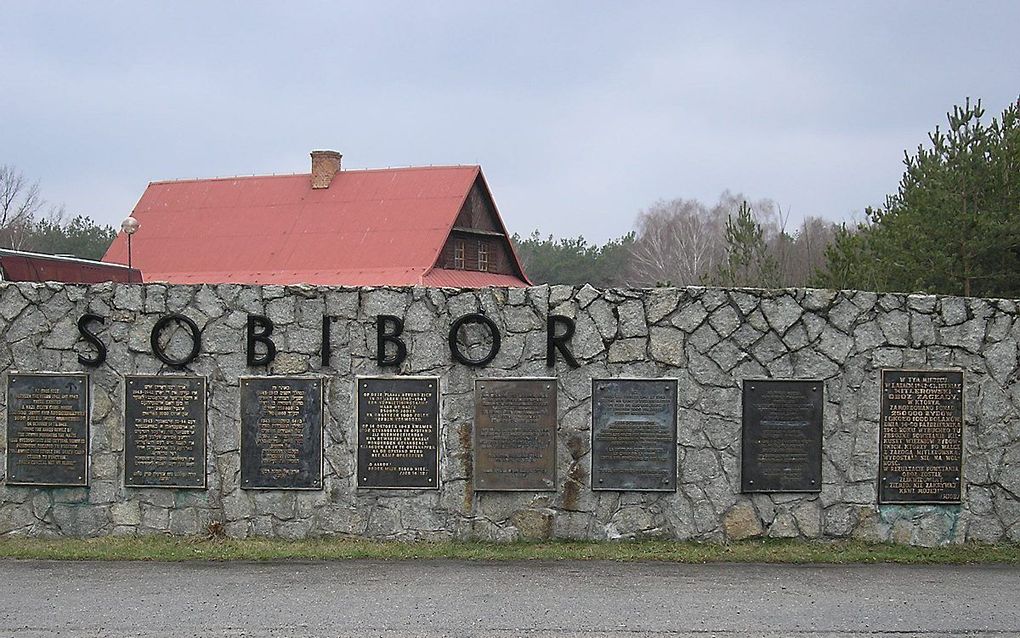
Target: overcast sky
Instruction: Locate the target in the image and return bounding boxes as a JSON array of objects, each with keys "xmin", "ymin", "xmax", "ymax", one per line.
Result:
[{"xmin": 2, "ymin": 2, "xmax": 1018, "ymax": 243}]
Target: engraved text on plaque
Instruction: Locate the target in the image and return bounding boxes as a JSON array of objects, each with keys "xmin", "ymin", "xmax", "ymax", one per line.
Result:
[
  {"xmin": 125, "ymin": 375, "xmax": 207, "ymax": 488},
  {"xmin": 6, "ymin": 373, "xmax": 89, "ymax": 486},
  {"xmin": 357, "ymin": 377, "xmax": 439, "ymax": 489},
  {"xmin": 240, "ymin": 377, "xmax": 323, "ymax": 490},
  {"xmin": 474, "ymin": 378, "xmax": 557, "ymax": 491},
  {"xmin": 591, "ymin": 378, "xmax": 677, "ymax": 491},
  {"xmin": 741, "ymin": 380, "xmax": 823, "ymax": 492},
  {"xmin": 879, "ymin": 369, "xmax": 963, "ymax": 504}
]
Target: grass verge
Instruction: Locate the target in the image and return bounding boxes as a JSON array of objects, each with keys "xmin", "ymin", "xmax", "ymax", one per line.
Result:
[{"xmin": 0, "ymin": 537, "xmax": 1017, "ymax": 563}]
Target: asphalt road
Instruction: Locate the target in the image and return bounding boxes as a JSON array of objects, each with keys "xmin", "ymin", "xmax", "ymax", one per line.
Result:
[{"xmin": 0, "ymin": 560, "xmax": 1017, "ymax": 637}]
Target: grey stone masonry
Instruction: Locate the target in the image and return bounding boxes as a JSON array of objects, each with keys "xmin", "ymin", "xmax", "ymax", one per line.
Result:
[{"xmin": 0, "ymin": 282, "xmax": 1018, "ymax": 546}]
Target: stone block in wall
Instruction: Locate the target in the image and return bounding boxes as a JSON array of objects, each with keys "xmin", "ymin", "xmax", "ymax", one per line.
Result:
[{"xmin": 722, "ymin": 501, "xmax": 762, "ymax": 540}]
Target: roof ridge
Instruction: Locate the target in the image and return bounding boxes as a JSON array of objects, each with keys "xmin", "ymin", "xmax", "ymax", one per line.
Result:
[{"xmin": 148, "ymin": 164, "xmax": 482, "ymax": 186}]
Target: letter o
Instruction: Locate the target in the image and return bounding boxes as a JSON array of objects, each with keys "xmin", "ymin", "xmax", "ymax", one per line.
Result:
[
  {"xmin": 150, "ymin": 313, "xmax": 201, "ymax": 368},
  {"xmin": 448, "ymin": 312, "xmax": 501, "ymax": 367}
]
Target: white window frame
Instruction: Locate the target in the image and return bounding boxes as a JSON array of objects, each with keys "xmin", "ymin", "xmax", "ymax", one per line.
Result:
[
  {"xmin": 453, "ymin": 240, "xmax": 465, "ymax": 269},
  {"xmin": 477, "ymin": 241, "xmax": 489, "ymax": 272}
]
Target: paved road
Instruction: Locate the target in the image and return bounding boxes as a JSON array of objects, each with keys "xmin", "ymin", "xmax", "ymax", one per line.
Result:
[{"xmin": 0, "ymin": 560, "xmax": 1017, "ymax": 637}]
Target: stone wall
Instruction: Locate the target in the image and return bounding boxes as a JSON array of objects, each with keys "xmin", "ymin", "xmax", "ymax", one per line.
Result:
[{"xmin": 0, "ymin": 281, "xmax": 1017, "ymax": 546}]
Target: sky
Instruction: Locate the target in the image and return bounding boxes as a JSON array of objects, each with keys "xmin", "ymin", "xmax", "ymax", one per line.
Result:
[{"xmin": 2, "ymin": 2, "xmax": 1019, "ymax": 243}]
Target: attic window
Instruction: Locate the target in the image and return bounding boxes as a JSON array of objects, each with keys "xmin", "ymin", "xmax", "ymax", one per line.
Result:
[
  {"xmin": 453, "ymin": 240, "xmax": 465, "ymax": 269},
  {"xmin": 478, "ymin": 241, "xmax": 489, "ymax": 272}
]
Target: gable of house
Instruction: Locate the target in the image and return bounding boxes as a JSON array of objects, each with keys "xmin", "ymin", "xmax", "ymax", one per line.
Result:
[{"xmin": 430, "ymin": 176, "xmax": 527, "ymax": 282}]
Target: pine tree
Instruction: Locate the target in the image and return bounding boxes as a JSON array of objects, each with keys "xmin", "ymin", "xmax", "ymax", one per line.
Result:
[
  {"xmin": 815, "ymin": 97, "xmax": 1020, "ymax": 296},
  {"xmin": 710, "ymin": 201, "xmax": 780, "ymax": 288}
]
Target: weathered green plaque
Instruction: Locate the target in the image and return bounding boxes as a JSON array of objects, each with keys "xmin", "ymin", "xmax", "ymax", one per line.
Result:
[
  {"xmin": 591, "ymin": 378, "xmax": 677, "ymax": 491},
  {"xmin": 474, "ymin": 378, "xmax": 557, "ymax": 491}
]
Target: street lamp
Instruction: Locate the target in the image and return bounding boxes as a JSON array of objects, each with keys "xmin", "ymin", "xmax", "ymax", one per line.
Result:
[{"xmin": 121, "ymin": 216, "xmax": 140, "ymax": 270}]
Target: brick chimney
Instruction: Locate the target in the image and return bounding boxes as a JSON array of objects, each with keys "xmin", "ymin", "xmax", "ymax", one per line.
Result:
[{"xmin": 310, "ymin": 150, "xmax": 342, "ymax": 189}]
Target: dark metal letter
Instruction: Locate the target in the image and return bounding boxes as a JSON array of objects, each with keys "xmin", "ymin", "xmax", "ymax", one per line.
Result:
[
  {"xmin": 376, "ymin": 315, "xmax": 407, "ymax": 367},
  {"xmin": 448, "ymin": 312, "xmax": 501, "ymax": 367},
  {"xmin": 321, "ymin": 315, "xmax": 334, "ymax": 367},
  {"xmin": 246, "ymin": 314, "xmax": 276, "ymax": 366},
  {"xmin": 546, "ymin": 314, "xmax": 579, "ymax": 368},
  {"xmin": 150, "ymin": 313, "xmax": 201, "ymax": 368},
  {"xmin": 76, "ymin": 313, "xmax": 107, "ymax": 367}
]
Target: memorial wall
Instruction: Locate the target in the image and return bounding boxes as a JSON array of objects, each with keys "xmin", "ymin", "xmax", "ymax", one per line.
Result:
[{"xmin": 0, "ymin": 281, "xmax": 1017, "ymax": 546}]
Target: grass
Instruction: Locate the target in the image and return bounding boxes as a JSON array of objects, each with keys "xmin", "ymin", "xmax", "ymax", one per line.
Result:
[{"xmin": 0, "ymin": 536, "xmax": 1017, "ymax": 564}]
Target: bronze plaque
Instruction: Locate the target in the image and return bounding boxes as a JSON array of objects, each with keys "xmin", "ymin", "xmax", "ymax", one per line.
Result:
[
  {"xmin": 591, "ymin": 378, "xmax": 677, "ymax": 491},
  {"xmin": 6, "ymin": 373, "xmax": 89, "ymax": 486},
  {"xmin": 357, "ymin": 377, "xmax": 440, "ymax": 489},
  {"xmin": 879, "ymin": 369, "xmax": 963, "ymax": 504},
  {"xmin": 741, "ymin": 380, "xmax": 823, "ymax": 493},
  {"xmin": 240, "ymin": 377, "xmax": 323, "ymax": 490},
  {"xmin": 124, "ymin": 375, "xmax": 207, "ymax": 488},
  {"xmin": 473, "ymin": 378, "xmax": 557, "ymax": 491}
]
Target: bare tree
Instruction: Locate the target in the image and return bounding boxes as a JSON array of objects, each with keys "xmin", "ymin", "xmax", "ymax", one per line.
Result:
[
  {"xmin": 629, "ymin": 198, "xmax": 725, "ymax": 285},
  {"xmin": 0, "ymin": 165, "xmax": 46, "ymax": 249},
  {"xmin": 786, "ymin": 216, "xmax": 839, "ymax": 285},
  {"xmin": 628, "ymin": 191, "xmax": 841, "ymax": 288},
  {"xmin": 628, "ymin": 192, "xmax": 782, "ymax": 286}
]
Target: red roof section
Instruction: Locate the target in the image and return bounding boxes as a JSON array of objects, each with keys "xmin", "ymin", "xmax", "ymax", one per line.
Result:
[
  {"xmin": 421, "ymin": 268, "xmax": 528, "ymax": 288},
  {"xmin": 103, "ymin": 166, "xmax": 529, "ymax": 287},
  {"xmin": 0, "ymin": 249, "xmax": 142, "ymax": 284}
]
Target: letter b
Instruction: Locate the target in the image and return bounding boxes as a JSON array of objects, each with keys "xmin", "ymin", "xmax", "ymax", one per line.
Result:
[
  {"xmin": 377, "ymin": 315, "xmax": 407, "ymax": 367},
  {"xmin": 246, "ymin": 314, "xmax": 276, "ymax": 366}
]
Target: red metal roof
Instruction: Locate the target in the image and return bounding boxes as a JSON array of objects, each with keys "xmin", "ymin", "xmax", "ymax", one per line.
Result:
[
  {"xmin": 421, "ymin": 268, "xmax": 529, "ymax": 288},
  {"xmin": 102, "ymin": 166, "xmax": 529, "ymax": 287}
]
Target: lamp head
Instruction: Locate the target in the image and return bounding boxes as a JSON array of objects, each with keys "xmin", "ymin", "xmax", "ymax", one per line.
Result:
[{"xmin": 121, "ymin": 216, "xmax": 140, "ymax": 235}]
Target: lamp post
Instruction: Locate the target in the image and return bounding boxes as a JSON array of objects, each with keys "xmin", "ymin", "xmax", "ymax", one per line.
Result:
[{"xmin": 121, "ymin": 216, "xmax": 140, "ymax": 270}]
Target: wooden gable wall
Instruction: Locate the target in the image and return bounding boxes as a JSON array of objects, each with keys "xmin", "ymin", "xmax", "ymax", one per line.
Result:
[{"xmin": 436, "ymin": 178, "xmax": 522, "ymax": 277}]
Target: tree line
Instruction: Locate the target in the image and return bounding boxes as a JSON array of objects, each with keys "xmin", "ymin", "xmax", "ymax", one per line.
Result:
[
  {"xmin": 515, "ymin": 192, "xmax": 837, "ymax": 289},
  {"xmin": 517, "ymin": 96, "xmax": 1020, "ymax": 297},
  {"xmin": 0, "ymin": 165, "xmax": 116, "ymax": 260}
]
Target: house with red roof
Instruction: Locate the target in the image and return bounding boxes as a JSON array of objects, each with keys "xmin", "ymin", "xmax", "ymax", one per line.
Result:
[{"xmin": 102, "ymin": 151, "xmax": 530, "ymax": 287}]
